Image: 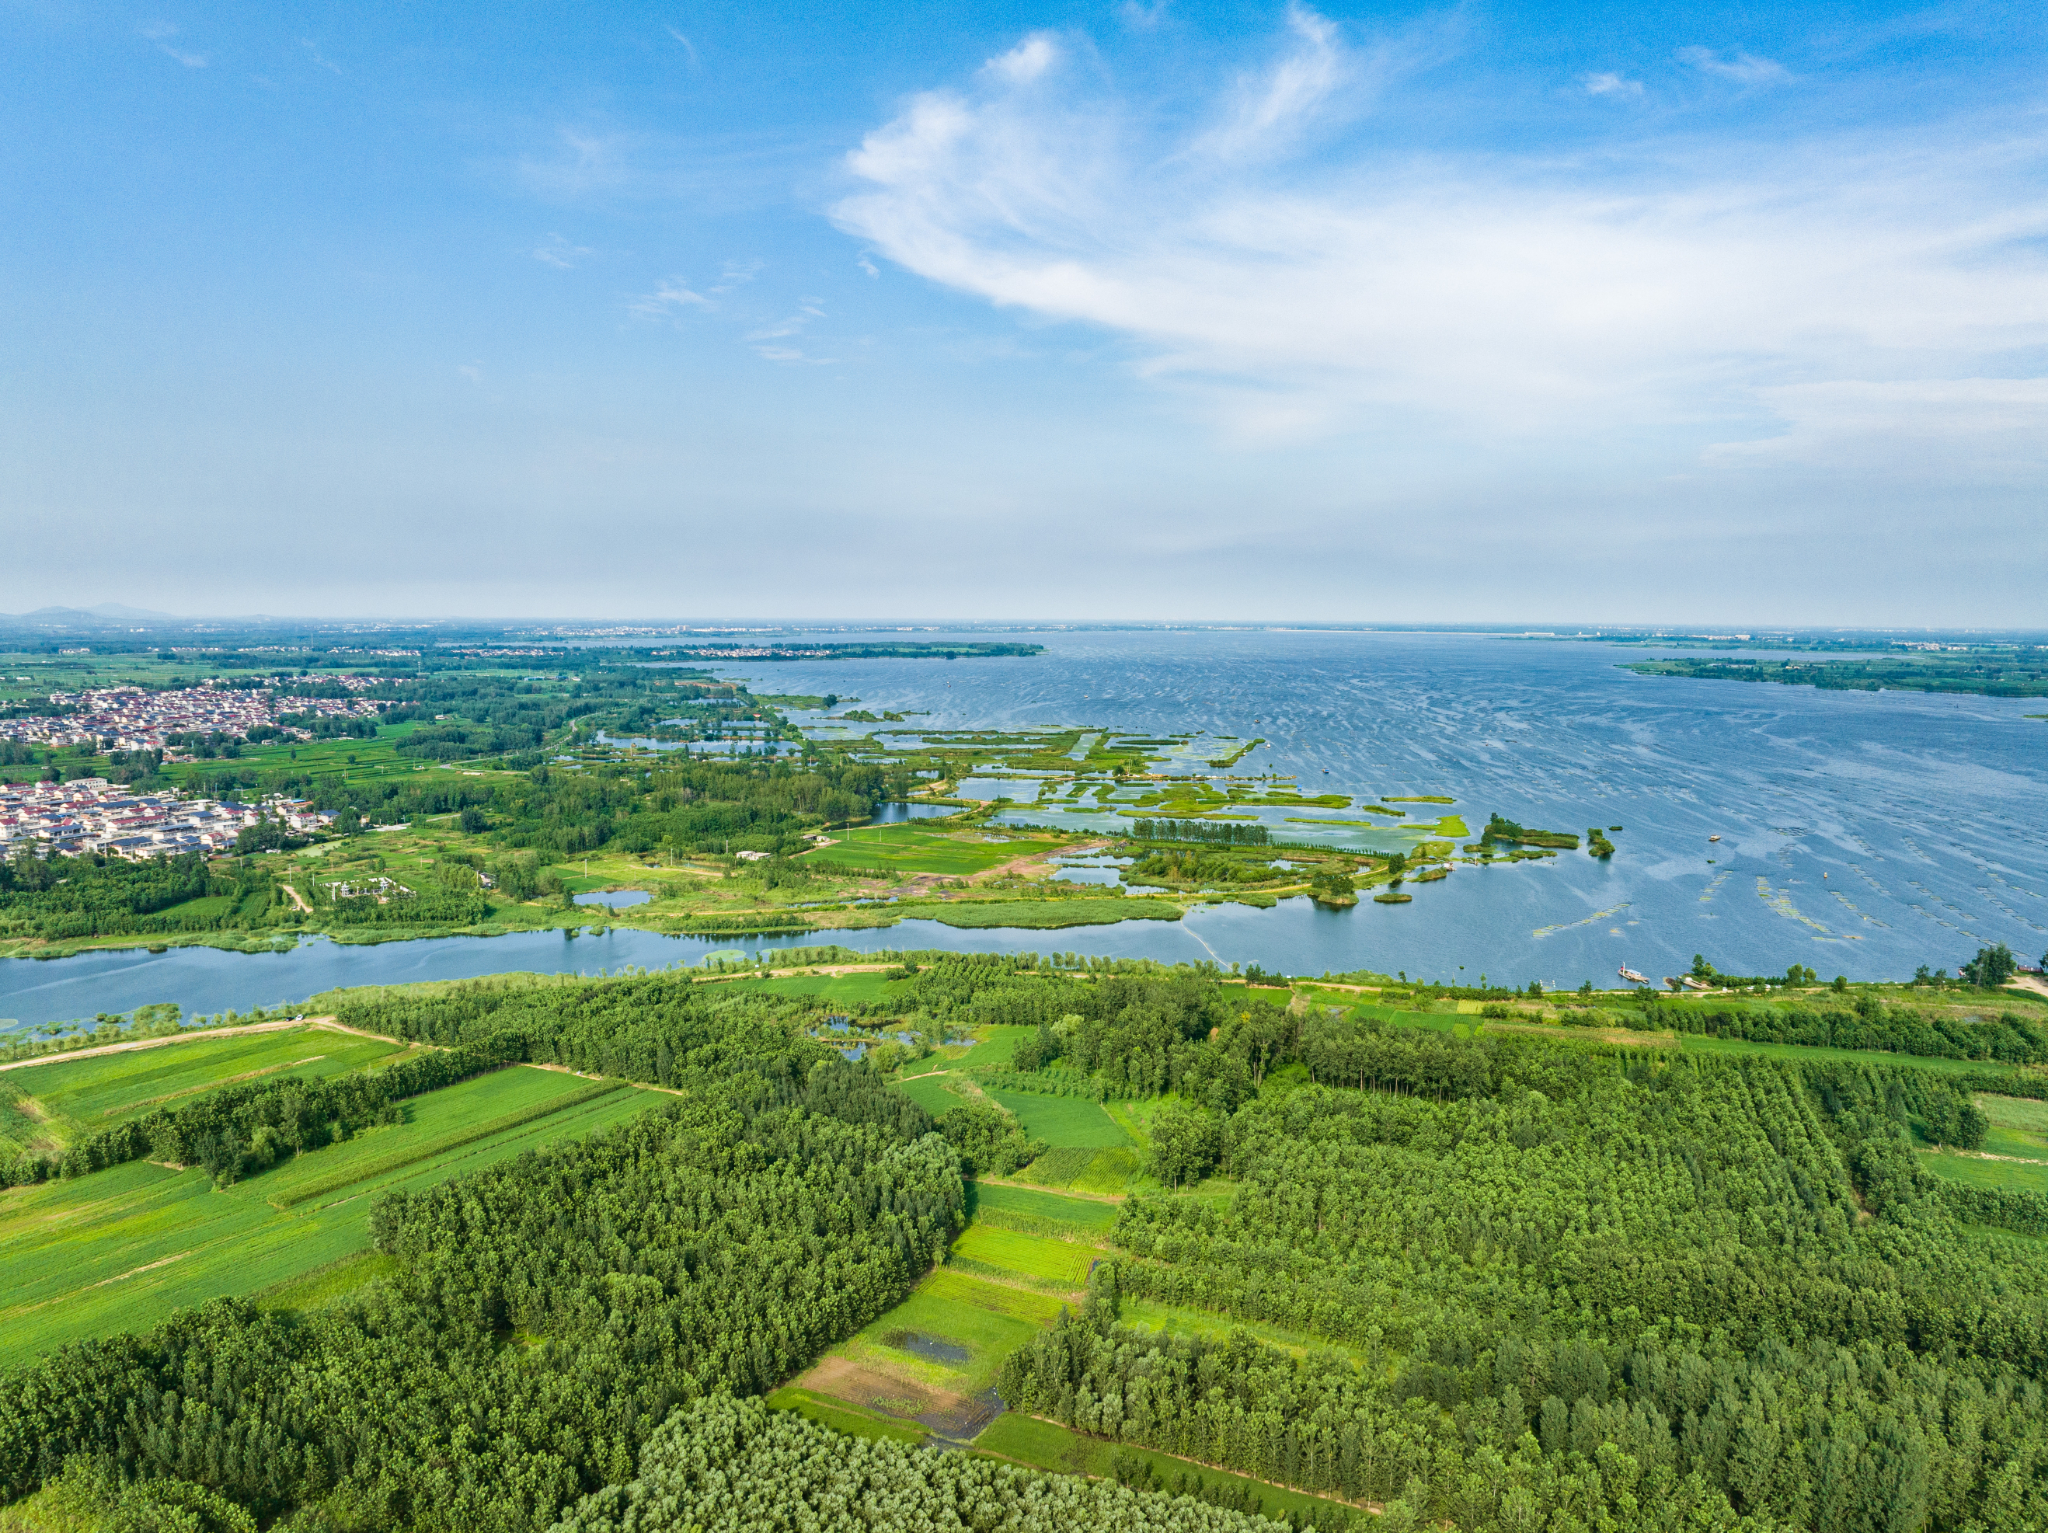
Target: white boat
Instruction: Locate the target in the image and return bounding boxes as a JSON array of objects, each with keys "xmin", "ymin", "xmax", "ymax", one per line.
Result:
[
  {"xmin": 1708, "ymin": 834, "xmax": 1721, "ymax": 842},
  {"xmin": 1618, "ymin": 966, "xmax": 1651, "ymax": 985}
]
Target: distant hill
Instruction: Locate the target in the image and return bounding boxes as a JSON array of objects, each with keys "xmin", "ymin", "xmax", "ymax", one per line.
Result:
[{"xmin": 0, "ymin": 603, "xmax": 177, "ymax": 625}]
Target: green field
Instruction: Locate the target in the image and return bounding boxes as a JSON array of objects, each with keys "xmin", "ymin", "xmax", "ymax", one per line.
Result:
[
  {"xmin": 804, "ymin": 824, "xmax": 1060, "ymax": 876},
  {"xmin": 893, "ymin": 1072, "xmax": 968, "ymax": 1116},
  {"xmin": 0, "ymin": 1066, "xmax": 663, "ymax": 1366},
  {"xmin": 923, "ymin": 898, "xmax": 1182, "ymax": 929},
  {"xmin": 1977, "ymin": 1094, "xmax": 2048, "ymax": 1161},
  {"xmin": 842, "ymin": 1274, "xmax": 1051, "ymax": 1395},
  {"xmin": 970, "ymin": 1179, "xmax": 1121, "ymax": 1231},
  {"xmin": 953, "ymin": 1026, "xmax": 1033, "ymax": 1069},
  {"xmin": 1918, "ymin": 1149, "xmax": 2048, "ymax": 1196},
  {"xmin": 0, "ymin": 1027, "xmax": 410, "ymax": 1163},
  {"xmin": 951, "ymin": 1224, "xmax": 1100, "ymax": 1287},
  {"xmin": 746, "ymin": 971, "xmax": 911, "ymax": 1006},
  {"xmin": 986, "ymin": 1087, "xmax": 1132, "ymax": 1148}
]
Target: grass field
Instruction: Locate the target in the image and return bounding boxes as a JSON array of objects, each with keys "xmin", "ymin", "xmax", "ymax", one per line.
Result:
[
  {"xmin": 893, "ymin": 1072, "xmax": 968, "ymax": 1116},
  {"xmin": 1976, "ymin": 1094, "xmax": 2048, "ymax": 1159},
  {"xmin": 971, "ymin": 1180, "xmax": 1121, "ymax": 1232},
  {"xmin": 0, "ymin": 1066, "xmax": 663, "ymax": 1366},
  {"xmin": 953, "ymin": 1026, "xmax": 1032, "ymax": 1069},
  {"xmin": 745, "ymin": 972, "xmax": 910, "ymax": 1006},
  {"xmin": 924, "ymin": 899, "xmax": 1182, "ymax": 929},
  {"xmin": 805, "ymin": 825, "xmax": 1062, "ymax": 877},
  {"xmin": 986, "ymin": 1088, "xmax": 1132, "ymax": 1148},
  {"xmin": 1918, "ymin": 1149, "xmax": 2048, "ymax": 1196},
  {"xmin": 0, "ymin": 1027, "xmax": 410, "ymax": 1163}
]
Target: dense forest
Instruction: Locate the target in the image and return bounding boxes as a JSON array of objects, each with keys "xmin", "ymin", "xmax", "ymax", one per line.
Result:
[
  {"xmin": 6, "ymin": 965, "xmax": 2048, "ymax": 1531},
  {"xmin": 554, "ymin": 1396, "xmax": 1297, "ymax": 1533},
  {"xmin": 0, "ymin": 983, "xmax": 958, "ymax": 1530},
  {"xmin": 998, "ymin": 1012, "xmax": 2048, "ymax": 1532}
]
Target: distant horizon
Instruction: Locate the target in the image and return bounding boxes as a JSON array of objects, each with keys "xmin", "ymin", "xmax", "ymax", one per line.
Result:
[{"xmin": 1, "ymin": 608, "xmax": 2044, "ymax": 643}]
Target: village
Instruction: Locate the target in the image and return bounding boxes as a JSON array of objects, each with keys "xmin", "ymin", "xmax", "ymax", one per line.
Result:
[
  {"xmin": 0, "ymin": 681, "xmax": 386, "ymax": 753},
  {"xmin": 0, "ymin": 777, "xmax": 334, "ymax": 860}
]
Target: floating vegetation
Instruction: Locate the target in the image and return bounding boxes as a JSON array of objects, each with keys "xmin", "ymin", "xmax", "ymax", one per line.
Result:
[
  {"xmin": 1532, "ymin": 902, "xmax": 1630, "ymax": 937},
  {"xmin": 1373, "ymin": 891, "xmax": 1414, "ymax": 904}
]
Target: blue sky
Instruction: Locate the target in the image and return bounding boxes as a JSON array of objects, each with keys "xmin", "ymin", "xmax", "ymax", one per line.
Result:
[{"xmin": 3, "ymin": 2, "xmax": 2044, "ymax": 622}]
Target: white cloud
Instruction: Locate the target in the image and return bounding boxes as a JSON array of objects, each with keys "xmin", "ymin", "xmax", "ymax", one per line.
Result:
[
  {"xmin": 985, "ymin": 34, "xmax": 1058, "ymax": 86},
  {"xmin": 834, "ymin": 16, "xmax": 2048, "ymax": 454},
  {"xmin": 666, "ymin": 27, "xmax": 699, "ymax": 67},
  {"xmin": 141, "ymin": 24, "xmax": 207, "ymax": 68},
  {"xmin": 630, "ymin": 278, "xmax": 712, "ymax": 319},
  {"xmin": 1710, "ymin": 379, "xmax": 2048, "ymax": 477},
  {"xmin": 300, "ymin": 39, "xmax": 341, "ymax": 75},
  {"xmin": 745, "ymin": 302, "xmax": 830, "ymax": 363},
  {"xmin": 1678, "ymin": 46, "xmax": 1791, "ymax": 85},
  {"xmin": 532, "ymin": 233, "xmax": 594, "ymax": 269},
  {"xmin": 1583, "ymin": 72, "xmax": 1643, "ymax": 99}
]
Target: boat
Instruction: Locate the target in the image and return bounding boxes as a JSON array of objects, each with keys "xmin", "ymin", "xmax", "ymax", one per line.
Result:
[
  {"xmin": 1618, "ymin": 966, "xmax": 1651, "ymax": 985},
  {"xmin": 1708, "ymin": 834, "xmax": 1721, "ymax": 842}
]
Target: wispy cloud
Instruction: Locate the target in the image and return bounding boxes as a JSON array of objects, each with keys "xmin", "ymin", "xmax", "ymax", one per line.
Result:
[
  {"xmin": 1193, "ymin": 5, "xmax": 1347, "ymax": 161},
  {"xmin": 834, "ymin": 13, "xmax": 2048, "ymax": 458},
  {"xmin": 1677, "ymin": 46, "xmax": 1791, "ymax": 85},
  {"xmin": 532, "ymin": 233, "xmax": 594, "ymax": 269},
  {"xmin": 666, "ymin": 26, "xmax": 699, "ymax": 67},
  {"xmin": 142, "ymin": 22, "xmax": 207, "ymax": 68},
  {"xmin": 745, "ymin": 301, "xmax": 830, "ymax": 363},
  {"xmin": 630, "ymin": 278, "xmax": 712, "ymax": 319},
  {"xmin": 300, "ymin": 39, "xmax": 341, "ymax": 75},
  {"xmin": 1582, "ymin": 71, "xmax": 1643, "ymax": 99}
]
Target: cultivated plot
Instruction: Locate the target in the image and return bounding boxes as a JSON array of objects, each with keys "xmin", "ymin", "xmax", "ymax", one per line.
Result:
[{"xmin": 0, "ymin": 1065, "xmax": 662, "ymax": 1366}]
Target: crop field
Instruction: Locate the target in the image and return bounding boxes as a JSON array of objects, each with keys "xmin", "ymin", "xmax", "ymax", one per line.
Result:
[
  {"xmin": 950, "ymin": 1224, "xmax": 1100, "ymax": 1287},
  {"xmin": 971, "ymin": 1180, "xmax": 1120, "ymax": 1231},
  {"xmin": 803, "ymin": 824, "xmax": 1064, "ymax": 877},
  {"xmin": 0, "ymin": 1066, "xmax": 662, "ymax": 1367},
  {"xmin": 986, "ymin": 1087, "xmax": 1132, "ymax": 1148},
  {"xmin": 0, "ymin": 1027, "xmax": 410, "ymax": 1162}
]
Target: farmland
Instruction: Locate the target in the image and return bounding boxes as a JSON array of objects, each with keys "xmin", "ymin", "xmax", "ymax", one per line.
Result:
[
  {"xmin": 0, "ymin": 1024, "xmax": 408, "ymax": 1166},
  {"xmin": 805, "ymin": 823, "xmax": 1066, "ymax": 877},
  {"xmin": 8, "ymin": 958, "xmax": 2048, "ymax": 1531},
  {"xmin": 986, "ymin": 1087, "xmax": 1133, "ymax": 1148},
  {"xmin": 0, "ymin": 1055, "xmax": 662, "ymax": 1366}
]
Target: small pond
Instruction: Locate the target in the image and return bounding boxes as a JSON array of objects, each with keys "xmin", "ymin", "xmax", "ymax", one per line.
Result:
[{"xmin": 574, "ymin": 890, "xmax": 652, "ymax": 909}]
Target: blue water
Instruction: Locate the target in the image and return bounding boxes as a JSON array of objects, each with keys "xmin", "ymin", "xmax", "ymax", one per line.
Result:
[
  {"xmin": 4, "ymin": 630, "xmax": 2044, "ymax": 1026},
  {"xmin": 575, "ymin": 890, "xmax": 652, "ymax": 909}
]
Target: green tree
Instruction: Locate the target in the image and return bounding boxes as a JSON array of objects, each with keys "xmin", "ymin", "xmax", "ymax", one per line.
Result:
[{"xmin": 1145, "ymin": 1102, "xmax": 1221, "ymax": 1191}]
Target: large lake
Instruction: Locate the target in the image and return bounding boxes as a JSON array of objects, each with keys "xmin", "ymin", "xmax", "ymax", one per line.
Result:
[{"xmin": 5, "ymin": 630, "xmax": 2043, "ymax": 1026}]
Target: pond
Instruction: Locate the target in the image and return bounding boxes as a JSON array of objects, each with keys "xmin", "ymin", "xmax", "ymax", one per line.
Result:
[
  {"xmin": 574, "ymin": 890, "xmax": 652, "ymax": 909},
  {"xmin": 868, "ymin": 802, "xmax": 965, "ymax": 824}
]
